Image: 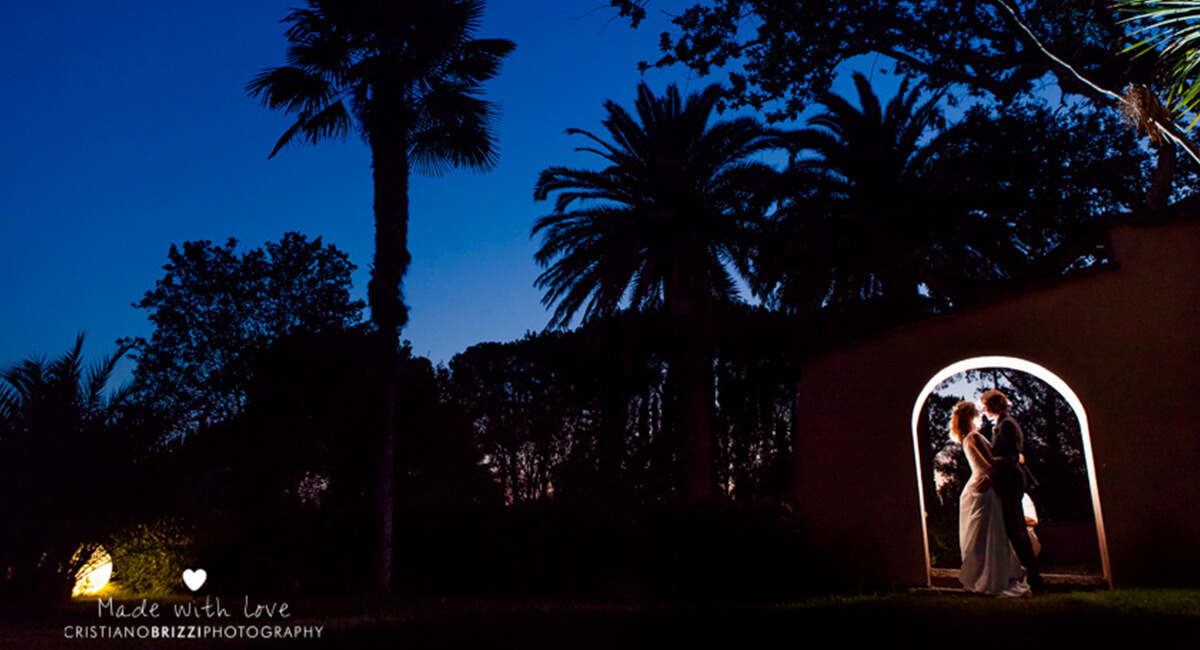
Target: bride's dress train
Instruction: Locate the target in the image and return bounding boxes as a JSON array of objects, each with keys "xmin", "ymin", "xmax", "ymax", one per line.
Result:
[{"xmin": 959, "ymin": 432, "xmax": 1030, "ymax": 597}]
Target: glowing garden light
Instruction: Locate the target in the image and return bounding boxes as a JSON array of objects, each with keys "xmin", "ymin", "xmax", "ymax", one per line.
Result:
[{"xmin": 72, "ymin": 545, "xmax": 113, "ymax": 596}]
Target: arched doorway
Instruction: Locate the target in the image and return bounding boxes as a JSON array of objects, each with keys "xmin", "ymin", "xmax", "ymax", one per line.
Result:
[{"xmin": 910, "ymin": 356, "xmax": 1111, "ymax": 588}]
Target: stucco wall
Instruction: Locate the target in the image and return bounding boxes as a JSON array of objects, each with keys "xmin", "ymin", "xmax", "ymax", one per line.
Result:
[{"xmin": 791, "ymin": 219, "xmax": 1200, "ymax": 587}]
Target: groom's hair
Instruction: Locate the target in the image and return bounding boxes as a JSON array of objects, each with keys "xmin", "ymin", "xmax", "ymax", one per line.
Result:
[{"xmin": 980, "ymin": 389, "xmax": 1010, "ymax": 415}]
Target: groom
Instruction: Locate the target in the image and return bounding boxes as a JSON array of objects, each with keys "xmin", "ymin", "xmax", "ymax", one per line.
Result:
[{"xmin": 980, "ymin": 389, "xmax": 1045, "ymax": 591}]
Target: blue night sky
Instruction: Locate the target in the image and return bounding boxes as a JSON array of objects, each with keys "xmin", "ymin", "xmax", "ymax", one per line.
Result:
[{"xmin": 1, "ymin": 0, "xmax": 763, "ymax": 376}]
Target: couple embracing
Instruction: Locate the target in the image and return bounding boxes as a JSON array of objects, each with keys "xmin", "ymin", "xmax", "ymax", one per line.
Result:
[{"xmin": 950, "ymin": 390, "xmax": 1045, "ymax": 597}]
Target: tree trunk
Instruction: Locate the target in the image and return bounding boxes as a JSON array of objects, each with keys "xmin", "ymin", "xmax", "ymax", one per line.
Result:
[
  {"xmin": 665, "ymin": 252, "xmax": 714, "ymax": 500},
  {"xmin": 1147, "ymin": 140, "xmax": 1176, "ymax": 209},
  {"xmin": 677, "ymin": 331, "xmax": 714, "ymax": 500},
  {"xmin": 369, "ymin": 134, "xmax": 411, "ymax": 595},
  {"xmin": 597, "ymin": 378, "xmax": 628, "ymax": 496}
]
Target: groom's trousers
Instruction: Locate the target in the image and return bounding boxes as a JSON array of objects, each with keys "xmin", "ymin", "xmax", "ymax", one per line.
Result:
[{"xmin": 998, "ymin": 485, "xmax": 1042, "ymax": 587}]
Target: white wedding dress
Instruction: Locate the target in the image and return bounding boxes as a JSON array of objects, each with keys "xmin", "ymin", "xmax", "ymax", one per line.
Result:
[{"xmin": 959, "ymin": 431, "xmax": 1031, "ymax": 597}]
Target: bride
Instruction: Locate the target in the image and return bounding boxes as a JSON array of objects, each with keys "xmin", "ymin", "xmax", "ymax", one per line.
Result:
[{"xmin": 951, "ymin": 400, "xmax": 1030, "ymax": 597}]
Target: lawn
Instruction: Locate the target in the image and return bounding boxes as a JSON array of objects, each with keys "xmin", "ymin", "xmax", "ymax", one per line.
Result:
[{"xmin": 3, "ymin": 589, "xmax": 1198, "ymax": 649}]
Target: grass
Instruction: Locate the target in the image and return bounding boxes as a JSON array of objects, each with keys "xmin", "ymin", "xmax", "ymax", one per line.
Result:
[{"xmin": 2, "ymin": 589, "xmax": 1198, "ymax": 648}]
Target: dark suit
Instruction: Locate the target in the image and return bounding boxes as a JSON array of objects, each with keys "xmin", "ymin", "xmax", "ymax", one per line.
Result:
[{"xmin": 990, "ymin": 415, "xmax": 1043, "ymax": 588}]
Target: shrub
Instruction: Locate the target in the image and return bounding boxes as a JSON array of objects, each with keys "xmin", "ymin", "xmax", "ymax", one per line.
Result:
[{"xmin": 107, "ymin": 520, "xmax": 196, "ymax": 596}]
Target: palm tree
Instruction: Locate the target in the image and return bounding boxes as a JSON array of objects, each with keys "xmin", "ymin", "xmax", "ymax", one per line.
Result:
[
  {"xmin": 0, "ymin": 334, "xmax": 131, "ymax": 601},
  {"xmin": 758, "ymin": 72, "xmax": 956, "ymax": 320},
  {"xmin": 760, "ymin": 73, "xmax": 1147, "ymax": 324},
  {"xmin": 532, "ymin": 82, "xmax": 782, "ymax": 499},
  {"xmin": 247, "ymin": 0, "xmax": 514, "ymax": 592},
  {"xmin": 1118, "ymin": 0, "xmax": 1200, "ymax": 120},
  {"xmin": 1114, "ymin": 0, "xmax": 1200, "ymax": 205}
]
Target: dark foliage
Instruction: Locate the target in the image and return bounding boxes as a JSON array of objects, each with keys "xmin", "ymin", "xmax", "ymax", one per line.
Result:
[
  {"xmin": 0, "ymin": 335, "xmax": 135, "ymax": 602},
  {"xmin": 756, "ymin": 83, "xmax": 1154, "ymax": 332},
  {"xmin": 123, "ymin": 233, "xmax": 363, "ymax": 435},
  {"xmin": 451, "ymin": 331, "xmax": 591, "ymax": 503},
  {"xmin": 153, "ymin": 329, "xmax": 491, "ymax": 595},
  {"xmin": 923, "ymin": 101, "xmax": 1155, "ymax": 273},
  {"xmin": 710, "ymin": 307, "xmax": 800, "ymax": 500},
  {"xmin": 449, "ymin": 307, "xmax": 800, "ymax": 505},
  {"xmin": 755, "ymin": 73, "xmax": 956, "ymax": 320},
  {"xmin": 612, "ymin": 0, "xmax": 1149, "ymax": 121}
]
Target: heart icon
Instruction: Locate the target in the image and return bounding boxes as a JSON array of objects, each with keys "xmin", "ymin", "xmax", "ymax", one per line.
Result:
[{"xmin": 182, "ymin": 569, "xmax": 207, "ymax": 592}]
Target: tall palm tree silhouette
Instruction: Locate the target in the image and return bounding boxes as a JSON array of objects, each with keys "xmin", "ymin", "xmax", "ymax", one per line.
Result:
[
  {"xmin": 247, "ymin": 0, "xmax": 513, "ymax": 592},
  {"xmin": 761, "ymin": 72, "xmax": 953, "ymax": 319},
  {"xmin": 533, "ymin": 82, "xmax": 781, "ymax": 499}
]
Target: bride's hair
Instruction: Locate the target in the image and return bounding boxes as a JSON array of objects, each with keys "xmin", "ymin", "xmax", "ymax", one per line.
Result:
[{"xmin": 950, "ymin": 401, "xmax": 979, "ymax": 442}]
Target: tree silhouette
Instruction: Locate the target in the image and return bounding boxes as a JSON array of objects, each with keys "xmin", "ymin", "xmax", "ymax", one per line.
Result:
[
  {"xmin": 248, "ymin": 0, "xmax": 514, "ymax": 593},
  {"xmin": 758, "ymin": 76, "xmax": 1152, "ymax": 325},
  {"xmin": 447, "ymin": 312, "xmax": 797, "ymax": 504},
  {"xmin": 710, "ymin": 306, "xmax": 799, "ymax": 500},
  {"xmin": 611, "ymin": 0, "xmax": 1146, "ymax": 121},
  {"xmin": 533, "ymin": 82, "xmax": 782, "ymax": 499},
  {"xmin": 759, "ymin": 73, "xmax": 953, "ymax": 320},
  {"xmin": 451, "ymin": 333, "xmax": 584, "ymax": 503},
  {"xmin": 913, "ymin": 101, "xmax": 1152, "ymax": 280},
  {"xmin": 568, "ymin": 311, "xmax": 672, "ymax": 499},
  {"xmin": 155, "ymin": 329, "xmax": 489, "ymax": 594},
  {"xmin": 124, "ymin": 233, "xmax": 363, "ymax": 437}
]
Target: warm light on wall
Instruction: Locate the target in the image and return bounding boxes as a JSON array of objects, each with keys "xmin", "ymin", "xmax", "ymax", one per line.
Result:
[
  {"xmin": 72, "ymin": 545, "xmax": 113, "ymax": 597},
  {"xmin": 910, "ymin": 355, "xmax": 1111, "ymax": 588}
]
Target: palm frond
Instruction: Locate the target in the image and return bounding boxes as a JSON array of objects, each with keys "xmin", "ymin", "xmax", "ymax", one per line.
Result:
[
  {"xmin": 535, "ymin": 166, "xmax": 635, "ymax": 210},
  {"xmin": 409, "ymin": 86, "xmax": 501, "ymax": 175},
  {"xmin": 768, "ymin": 70, "xmax": 961, "ymax": 312},
  {"xmin": 448, "ymin": 38, "xmax": 517, "ymax": 84},
  {"xmin": 532, "ymin": 81, "xmax": 783, "ymax": 328},
  {"xmin": 268, "ymin": 98, "xmax": 352, "ymax": 158},
  {"xmin": 246, "ymin": 66, "xmax": 335, "ymax": 116},
  {"xmin": 0, "ymin": 382, "xmax": 17, "ymax": 431},
  {"xmin": 84, "ymin": 338, "xmax": 133, "ymax": 414},
  {"xmin": 49, "ymin": 333, "xmax": 87, "ymax": 404},
  {"xmin": 252, "ymin": 0, "xmax": 513, "ymax": 174},
  {"xmin": 1117, "ymin": 0, "xmax": 1200, "ymax": 119}
]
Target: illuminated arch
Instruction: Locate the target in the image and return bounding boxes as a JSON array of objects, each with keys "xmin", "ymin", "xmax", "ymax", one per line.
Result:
[{"xmin": 909, "ymin": 356, "xmax": 1111, "ymax": 588}]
